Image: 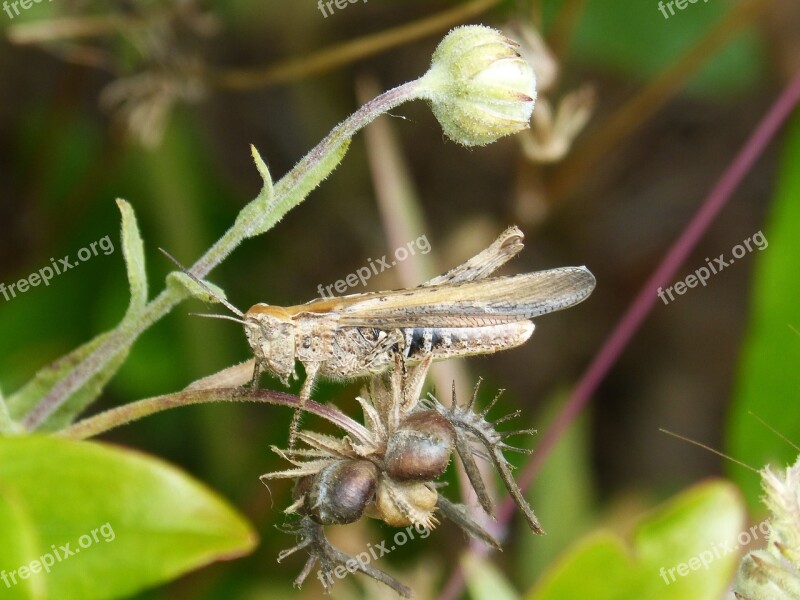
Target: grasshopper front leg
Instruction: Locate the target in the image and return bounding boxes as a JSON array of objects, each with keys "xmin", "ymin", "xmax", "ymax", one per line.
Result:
[
  {"xmin": 248, "ymin": 360, "xmax": 263, "ymax": 389},
  {"xmin": 288, "ymin": 361, "xmax": 321, "ymax": 448}
]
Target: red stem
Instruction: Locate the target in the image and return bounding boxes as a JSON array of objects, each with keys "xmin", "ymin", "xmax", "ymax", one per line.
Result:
[{"xmin": 438, "ymin": 69, "xmax": 800, "ymax": 600}]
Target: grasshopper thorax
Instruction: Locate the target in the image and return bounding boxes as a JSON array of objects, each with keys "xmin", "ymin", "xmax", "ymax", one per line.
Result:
[{"xmin": 245, "ymin": 304, "xmax": 296, "ymax": 385}]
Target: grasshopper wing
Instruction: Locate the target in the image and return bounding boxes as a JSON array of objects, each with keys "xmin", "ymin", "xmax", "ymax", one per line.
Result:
[{"xmin": 332, "ymin": 266, "xmax": 595, "ymax": 329}]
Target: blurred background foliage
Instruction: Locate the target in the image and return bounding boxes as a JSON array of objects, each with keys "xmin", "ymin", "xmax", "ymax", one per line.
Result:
[{"xmin": 1, "ymin": 0, "xmax": 798, "ymax": 598}]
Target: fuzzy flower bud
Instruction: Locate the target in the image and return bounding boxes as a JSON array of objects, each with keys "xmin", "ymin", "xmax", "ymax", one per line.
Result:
[
  {"xmin": 735, "ymin": 456, "xmax": 800, "ymax": 599},
  {"xmin": 417, "ymin": 25, "xmax": 537, "ymax": 147}
]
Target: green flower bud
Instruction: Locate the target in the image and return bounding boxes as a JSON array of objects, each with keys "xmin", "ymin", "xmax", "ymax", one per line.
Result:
[{"xmin": 418, "ymin": 25, "xmax": 537, "ymax": 147}]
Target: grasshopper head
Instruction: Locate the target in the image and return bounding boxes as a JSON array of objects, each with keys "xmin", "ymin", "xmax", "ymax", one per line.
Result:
[{"xmin": 244, "ymin": 304, "xmax": 296, "ymax": 386}]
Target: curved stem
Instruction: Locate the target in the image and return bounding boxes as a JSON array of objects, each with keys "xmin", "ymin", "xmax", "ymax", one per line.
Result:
[
  {"xmin": 59, "ymin": 387, "xmax": 372, "ymax": 443},
  {"xmin": 23, "ymin": 287, "xmax": 182, "ymax": 430},
  {"xmin": 23, "ymin": 79, "xmax": 424, "ymax": 431},
  {"xmin": 180, "ymin": 78, "xmax": 423, "ymax": 278}
]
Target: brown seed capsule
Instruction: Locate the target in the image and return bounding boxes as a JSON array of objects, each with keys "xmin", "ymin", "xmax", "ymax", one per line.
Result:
[
  {"xmin": 305, "ymin": 459, "xmax": 379, "ymax": 525},
  {"xmin": 293, "ymin": 475, "xmax": 314, "ymax": 501},
  {"xmin": 385, "ymin": 410, "xmax": 455, "ymax": 481}
]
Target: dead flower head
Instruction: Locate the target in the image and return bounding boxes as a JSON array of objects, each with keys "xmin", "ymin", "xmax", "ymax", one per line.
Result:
[{"xmin": 262, "ymin": 353, "xmax": 543, "ymax": 596}]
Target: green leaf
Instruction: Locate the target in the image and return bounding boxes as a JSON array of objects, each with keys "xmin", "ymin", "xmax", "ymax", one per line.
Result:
[
  {"xmin": 236, "ymin": 138, "xmax": 351, "ymax": 239},
  {"xmin": 250, "ymin": 144, "xmax": 274, "ymax": 197},
  {"xmin": 0, "ymin": 436, "xmax": 257, "ymax": 600},
  {"xmin": 527, "ymin": 533, "xmax": 632, "ymax": 600},
  {"xmin": 526, "ymin": 481, "xmax": 745, "ymax": 600},
  {"xmin": 7, "ymin": 200, "xmax": 154, "ymax": 431},
  {"xmin": 463, "ymin": 553, "xmax": 521, "ymax": 600},
  {"xmin": 116, "ymin": 199, "xmax": 148, "ymax": 316},
  {"xmin": 0, "ymin": 489, "xmax": 40, "ymax": 599},
  {"xmin": 6, "ymin": 333, "xmax": 130, "ymax": 432},
  {"xmin": 726, "ymin": 114, "xmax": 800, "ymax": 509},
  {"xmin": 166, "ymin": 272, "xmax": 232, "ymax": 307}
]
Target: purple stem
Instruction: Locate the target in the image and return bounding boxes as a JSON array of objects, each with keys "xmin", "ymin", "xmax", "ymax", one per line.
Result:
[{"xmin": 438, "ymin": 69, "xmax": 800, "ymax": 600}]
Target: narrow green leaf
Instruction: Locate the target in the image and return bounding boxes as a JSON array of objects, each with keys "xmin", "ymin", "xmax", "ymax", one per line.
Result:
[
  {"xmin": 526, "ymin": 481, "xmax": 745, "ymax": 600},
  {"xmin": 250, "ymin": 144, "xmax": 273, "ymax": 196},
  {"xmin": 236, "ymin": 138, "xmax": 351, "ymax": 239},
  {"xmin": 116, "ymin": 199, "xmax": 148, "ymax": 316},
  {"xmin": 6, "ymin": 333, "xmax": 130, "ymax": 432},
  {"xmin": 726, "ymin": 114, "xmax": 800, "ymax": 508},
  {"xmin": 7, "ymin": 199, "xmax": 152, "ymax": 430},
  {"xmin": 269, "ymin": 138, "xmax": 351, "ymax": 232},
  {"xmin": 0, "ymin": 436, "xmax": 257, "ymax": 600},
  {"xmin": 166, "ymin": 272, "xmax": 232, "ymax": 307}
]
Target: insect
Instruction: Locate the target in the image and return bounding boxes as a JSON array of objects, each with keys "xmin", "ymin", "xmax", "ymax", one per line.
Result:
[
  {"xmin": 262, "ymin": 353, "xmax": 541, "ymax": 597},
  {"xmin": 163, "ymin": 226, "xmax": 595, "ymax": 441}
]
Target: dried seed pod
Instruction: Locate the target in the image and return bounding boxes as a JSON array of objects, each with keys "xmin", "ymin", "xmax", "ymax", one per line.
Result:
[
  {"xmin": 293, "ymin": 475, "xmax": 313, "ymax": 501},
  {"xmin": 427, "ymin": 382, "xmax": 545, "ymax": 535},
  {"xmin": 385, "ymin": 410, "xmax": 455, "ymax": 481},
  {"xmin": 305, "ymin": 459, "xmax": 379, "ymax": 525},
  {"xmin": 375, "ymin": 477, "xmax": 438, "ymax": 529}
]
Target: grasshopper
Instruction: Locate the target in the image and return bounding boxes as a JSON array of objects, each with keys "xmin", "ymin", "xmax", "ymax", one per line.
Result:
[{"xmin": 165, "ymin": 226, "xmax": 595, "ymax": 440}]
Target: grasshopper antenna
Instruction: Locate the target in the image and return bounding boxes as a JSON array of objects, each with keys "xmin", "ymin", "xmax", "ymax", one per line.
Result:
[
  {"xmin": 747, "ymin": 411, "xmax": 800, "ymax": 452},
  {"xmin": 189, "ymin": 313, "xmax": 248, "ymax": 325},
  {"xmin": 159, "ymin": 248, "xmax": 245, "ymax": 318},
  {"xmin": 659, "ymin": 428, "xmax": 759, "ymax": 474}
]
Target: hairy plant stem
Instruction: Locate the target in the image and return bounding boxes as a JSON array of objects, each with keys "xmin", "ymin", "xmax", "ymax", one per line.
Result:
[
  {"xmin": 22, "ymin": 79, "xmax": 423, "ymax": 431},
  {"xmin": 59, "ymin": 388, "xmax": 371, "ymax": 443}
]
